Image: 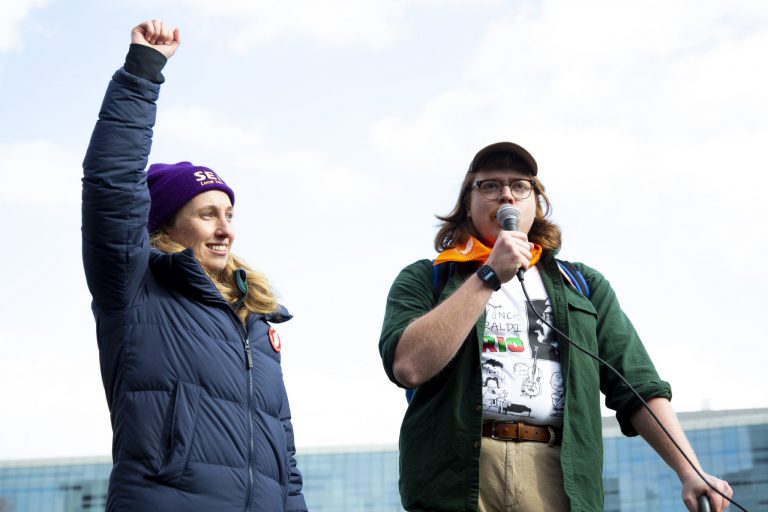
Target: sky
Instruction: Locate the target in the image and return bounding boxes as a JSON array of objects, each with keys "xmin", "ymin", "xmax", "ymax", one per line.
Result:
[{"xmin": 1, "ymin": 0, "xmax": 767, "ymax": 461}]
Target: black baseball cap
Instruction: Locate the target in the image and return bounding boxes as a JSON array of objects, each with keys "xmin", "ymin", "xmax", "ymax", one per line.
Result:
[{"xmin": 467, "ymin": 142, "xmax": 538, "ymax": 176}]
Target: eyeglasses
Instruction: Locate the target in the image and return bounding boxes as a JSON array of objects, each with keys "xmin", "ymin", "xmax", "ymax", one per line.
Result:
[{"xmin": 472, "ymin": 178, "xmax": 534, "ymax": 201}]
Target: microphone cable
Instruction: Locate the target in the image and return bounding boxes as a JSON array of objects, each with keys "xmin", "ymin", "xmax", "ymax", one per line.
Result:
[{"xmin": 517, "ymin": 271, "xmax": 746, "ymax": 512}]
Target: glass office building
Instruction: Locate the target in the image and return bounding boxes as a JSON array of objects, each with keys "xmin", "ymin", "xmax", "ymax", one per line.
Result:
[
  {"xmin": 0, "ymin": 456, "xmax": 111, "ymax": 512},
  {"xmin": 1, "ymin": 408, "xmax": 765, "ymax": 511},
  {"xmin": 602, "ymin": 408, "xmax": 767, "ymax": 512},
  {"xmin": 0, "ymin": 448, "xmax": 403, "ymax": 512}
]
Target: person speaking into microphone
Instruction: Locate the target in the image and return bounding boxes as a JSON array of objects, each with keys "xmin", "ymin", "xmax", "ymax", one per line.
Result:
[
  {"xmin": 81, "ymin": 20, "xmax": 306, "ymax": 511},
  {"xmin": 378, "ymin": 142, "xmax": 732, "ymax": 511}
]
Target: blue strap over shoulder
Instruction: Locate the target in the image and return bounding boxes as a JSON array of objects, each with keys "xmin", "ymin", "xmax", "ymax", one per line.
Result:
[
  {"xmin": 556, "ymin": 259, "xmax": 591, "ymax": 299},
  {"xmin": 431, "ymin": 261, "xmax": 456, "ymax": 302}
]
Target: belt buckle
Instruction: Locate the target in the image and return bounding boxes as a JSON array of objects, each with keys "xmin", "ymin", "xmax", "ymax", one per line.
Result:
[
  {"xmin": 490, "ymin": 421, "xmax": 524, "ymax": 442},
  {"xmin": 489, "ymin": 421, "xmax": 501, "ymax": 440}
]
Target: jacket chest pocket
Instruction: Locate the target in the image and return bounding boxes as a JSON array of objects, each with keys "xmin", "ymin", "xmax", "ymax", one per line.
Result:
[
  {"xmin": 148, "ymin": 381, "xmax": 203, "ymax": 486},
  {"xmin": 565, "ymin": 291, "xmax": 599, "ymax": 352}
]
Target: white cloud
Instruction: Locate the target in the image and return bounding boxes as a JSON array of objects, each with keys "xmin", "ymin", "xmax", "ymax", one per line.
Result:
[
  {"xmin": 155, "ymin": 105, "xmax": 264, "ymax": 152},
  {"xmin": 130, "ymin": 0, "xmax": 484, "ymax": 49},
  {"xmin": 371, "ymin": 89, "xmax": 492, "ymax": 170},
  {"xmin": 154, "ymin": 105, "xmax": 379, "ymax": 209},
  {"xmin": 0, "ymin": 141, "xmax": 82, "ymax": 206},
  {"xmin": 0, "ymin": 0, "xmax": 47, "ymax": 52},
  {"xmin": 370, "ymin": 1, "xmax": 768, "ymax": 183},
  {"xmin": 0, "ymin": 324, "xmax": 112, "ymax": 459},
  {"xmin": 224, "ymin": 0, "xmax": 408, "ymax": 50},
  {"xmin": 234, "ymin": 149, "xmax": 380, "ymax": 209}
]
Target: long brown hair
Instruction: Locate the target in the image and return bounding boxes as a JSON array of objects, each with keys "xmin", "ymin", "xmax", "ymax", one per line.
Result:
[
  {"xmin": 434, "ymin": 156, "xmax": 561, "ymax": 252},
  {"xmin": 151, "ymin": 232, "xmax": 278, "ymax": 322}
]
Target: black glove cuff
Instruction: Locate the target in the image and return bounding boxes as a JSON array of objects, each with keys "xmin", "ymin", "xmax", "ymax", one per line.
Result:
[{"xmin": 124, "ymin": 43, "xmax": 168, "ymax": 84}]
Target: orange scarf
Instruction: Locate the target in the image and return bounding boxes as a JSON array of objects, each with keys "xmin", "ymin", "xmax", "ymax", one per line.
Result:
[{"xmin": 434, "ymin": 235, "xmax": 542, "ymax": 267}]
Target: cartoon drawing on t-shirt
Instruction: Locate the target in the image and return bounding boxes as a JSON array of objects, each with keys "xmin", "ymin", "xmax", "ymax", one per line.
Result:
[
  {"xmin": 482, "ymin": 358, "xmax": 504, "ymax": 387},
  {"xmin": 550, "ymin": 372, "xmax": 564, "ymax": 416},
  {"xmin": 521, "ymin": 345, "xmax": 542, "ymax": 398},
  {"xmin": 482, "ymin": 359, "xmax": 511, "ymax": 413},
  {"xmin": 526, "ymin": 298, "xmax": 559, "ymax": 361},
  {"xmin": 501, "ymin": 402, "xmax": 533, "ymax": 417},
  {"xmin": 512, "ymin": 362, "xmax": 528, "ymax": 379},
  {"xmin": 483, "ymin": 379, "xmax": 509, "ymax": 414}
]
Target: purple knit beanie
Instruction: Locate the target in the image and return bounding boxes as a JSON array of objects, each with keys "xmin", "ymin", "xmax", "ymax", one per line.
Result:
[{"xmin": 146, "ymin": 161, "xmax": 236, "ymax": 233}]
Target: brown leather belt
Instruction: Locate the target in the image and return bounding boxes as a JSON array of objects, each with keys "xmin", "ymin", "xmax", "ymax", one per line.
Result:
[{"xmin": 482, "ymin": 421, "xmax": 562, "ymax": 446}]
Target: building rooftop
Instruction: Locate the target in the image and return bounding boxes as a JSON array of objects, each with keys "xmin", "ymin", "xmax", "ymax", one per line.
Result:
[
  {"xmin": 2, "ymin": 407, "xmax": 766, "ymax": 467},
  {"xmin": 602, "ymin": 407, "xmax": 768, "ymax": 437}
]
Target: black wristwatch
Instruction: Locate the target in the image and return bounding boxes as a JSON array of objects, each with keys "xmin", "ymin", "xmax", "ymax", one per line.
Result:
[{"xmin": 477, "ymin": 264, "xmax": 501, "ymax": 291}]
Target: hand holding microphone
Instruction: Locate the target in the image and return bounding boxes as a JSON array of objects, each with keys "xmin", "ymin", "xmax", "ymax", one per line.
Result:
[
  {"xmin": 480, "ymin": 205, "xmax": 530, "ymax": 286},
  {"xmin": 496, "ymin": 204, "xmax": 528, "ymax": 281}
]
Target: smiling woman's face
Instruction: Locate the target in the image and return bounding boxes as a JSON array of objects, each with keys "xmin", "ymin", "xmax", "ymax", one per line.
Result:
[{"xmin": 165, "ymin": 190, "xmax": 235, "ymax": 273}]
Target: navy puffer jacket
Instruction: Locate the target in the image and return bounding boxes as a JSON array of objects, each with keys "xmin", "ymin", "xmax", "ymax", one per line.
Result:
[{"xmin": 82, "ymin": 67, "xmax": 307, "ymax": 511}]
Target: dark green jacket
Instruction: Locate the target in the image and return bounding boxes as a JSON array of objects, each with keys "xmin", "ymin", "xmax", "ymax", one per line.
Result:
[{"xmin": 379, "ymin": 252, "xmax": 672, "ymax": 512}]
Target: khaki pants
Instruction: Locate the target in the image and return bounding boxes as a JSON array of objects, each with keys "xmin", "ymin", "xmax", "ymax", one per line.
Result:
[{"xmin": 478, "ymin": 437, "xmax": 570, "ymax": 512}]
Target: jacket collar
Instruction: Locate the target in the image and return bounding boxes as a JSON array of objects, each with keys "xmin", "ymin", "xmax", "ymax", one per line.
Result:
[
  {"xmin": 149, "ymin": 248, "xmax": 229, "ymax": 306},
  {"xmin": 149, "ymin": 248, "xmax": 293, "ymax": 323}
]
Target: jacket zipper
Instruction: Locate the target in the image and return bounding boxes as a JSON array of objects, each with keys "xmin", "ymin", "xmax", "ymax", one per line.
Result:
[{"xmin": 228, "ymin": 310, "xmax": 255, "ymax": 512}]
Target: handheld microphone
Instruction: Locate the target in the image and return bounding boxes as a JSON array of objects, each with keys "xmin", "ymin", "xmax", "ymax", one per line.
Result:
[
  {"xmin": 496, "ymin": 204, "xmax": 520, "ymax": 231},
  {"xmin": 496, "ymin": 205, "xmax": 525, "ymax": 280}
]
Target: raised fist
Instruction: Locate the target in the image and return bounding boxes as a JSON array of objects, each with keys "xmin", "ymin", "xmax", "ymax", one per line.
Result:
[{"xmin": 131, "ymin": 20, "xmax": 181, "ymax": 59}]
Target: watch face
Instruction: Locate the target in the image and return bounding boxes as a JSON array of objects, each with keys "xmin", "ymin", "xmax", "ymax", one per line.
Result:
[{"xmin": 478, "ymin": 265, "xmax": 500, "ymax": 290}]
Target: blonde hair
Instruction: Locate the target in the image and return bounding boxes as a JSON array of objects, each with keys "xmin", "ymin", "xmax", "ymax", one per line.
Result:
[{"xmin": 151, "ymin": 232, "xmax": 278, "ymax": 322}]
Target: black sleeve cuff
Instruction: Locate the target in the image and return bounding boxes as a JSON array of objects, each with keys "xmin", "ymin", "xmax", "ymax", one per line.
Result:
[{"xmin": 124, "ymin": 44, "xmax": 168, "ymax": 84}]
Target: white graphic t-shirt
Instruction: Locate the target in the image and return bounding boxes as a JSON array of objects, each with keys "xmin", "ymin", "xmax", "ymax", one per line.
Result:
[{"xmin": 481, "ymin": 267, "xmax": 564, "ymax": 426}]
